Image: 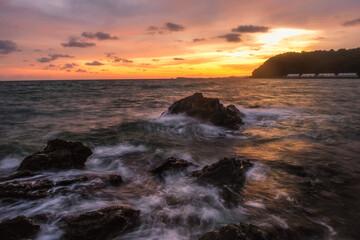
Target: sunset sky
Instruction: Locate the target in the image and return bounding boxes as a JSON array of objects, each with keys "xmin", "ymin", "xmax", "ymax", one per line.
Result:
[{"xmin": 1, "ymin": 0, "xmax": 360, "ymax": 80}]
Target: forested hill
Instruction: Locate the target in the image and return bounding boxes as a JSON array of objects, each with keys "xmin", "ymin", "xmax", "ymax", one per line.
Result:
[{"xmin": 252, "ymin": 48, "xmax": 360, "ymax": 78}]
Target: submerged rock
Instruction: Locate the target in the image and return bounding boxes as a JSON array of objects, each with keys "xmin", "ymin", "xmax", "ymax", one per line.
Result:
[
  {"xmin": 18, "ymin": 139, "xmax": 93, "ymax": 171},
  {"xmin": 192, "ymin": 157, "xmax": 253, "ymax": 187},
  {"xmin": 198, "ymin": 223, "xmax": 266, "ymax": 240},
  {"xmin": 166, "ymin": 93, "xmax": 244, "ymax": 130},
  {"xmin": 61, "ymin": 205, "xmax": 141, "ymax": 240},
  {"xmin": 0, "ymin": 174, "xmax": 123, "ymax": 200},
  {"xmin": 0, "ymin": 216, "xmax": 40, "ymax": 240},
  {"xmin": 0, "ymin": 179, "xmax": 54, "ymax": 199},
  {"xmin": 151, "ymin": 157, "xmax": 195, "ymax": 175},
  {"xmin": 0, "ymin": 170, "xmax": 35, "ymax": 182}
]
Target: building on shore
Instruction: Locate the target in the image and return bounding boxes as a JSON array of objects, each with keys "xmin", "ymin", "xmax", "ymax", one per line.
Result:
[
  {"xmin": 286, "ymin": 74, "xmax": 300, "ymax": 78},
  {"xmin": 337, "ymin": 73, "xmax": 358, "ymax": 78},
  {"xmin": 318, "ymin": 73, "xmax": 336, "ymax": 78},
  {"xmin": 301, "ymin": 73, "xmax": 316, "ymax": 78}
]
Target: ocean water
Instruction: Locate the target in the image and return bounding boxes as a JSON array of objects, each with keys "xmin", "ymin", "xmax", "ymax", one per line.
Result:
[{"xmin": 0, "ymin": 78, "xmax": 359, "ymax": 239}]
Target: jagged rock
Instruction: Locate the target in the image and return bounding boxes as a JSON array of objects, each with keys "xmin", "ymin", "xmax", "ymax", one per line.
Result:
[
  {"xmin": 18, "ymin": 139, "xmax": 93, "ymax": 171},
  {"xmin": 0, "ymin": 179, "xmax": 54, "ymax": 199},
  {"xmin": 166, "ymin": 93, "xmax": 244, "ymax": 130},
  {"xmin": 192, "ymin": 157, "xmax": 253, "ymax": 187},
  {"xmin": 61, "ymin": 206, "xmax": 141, "ymax": 240},
  {"xmin": 198, "ymin": 223, "xmax": 266, "ymax": 240},
  {"xmin": 0, "ymin": 216, "xmax": 40, "ymax": 240},
  {"xmin": 0, "ymin": 174, "xmax": 123, "ymax": 199},
  {"xmin": 151, "ymin": 157, "xmax": 195, "ymax": 175}
]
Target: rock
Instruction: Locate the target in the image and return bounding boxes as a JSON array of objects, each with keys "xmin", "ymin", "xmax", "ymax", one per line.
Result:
[
  {"xmin": 198, "ymin": 223, "xmax": 266, "ymax": 240},
  {"xmin": 192, "ymin": 157, "xmax": 253, "ymax": 187},
  {"xmin": 61, "ymin": 205, "xmax": 141, "ymax": 240},
  {"xmin": 18, "ymin": 139, "xmax": 93, "ymax": 171},
  {"xmin": 151, "ymin": 157, "xmax": 195, "ymax": 175},
  {"xmin": 0, "ymin": 179, "xmax": 54, "ymax": 199},
  {"xmin": 0, "ymin": 174, "xmax": 122, "ymax": 200},
  {"xmin": 0, "ymin": 170, "xmax": 35, "ymax": 182},
  {"xmin": 0, "ymin": 216, "xmax": 40, "ymax": 240},
  {"xmin": 166, "ymin": 93, "xmax": 244, "ymax": 130}
]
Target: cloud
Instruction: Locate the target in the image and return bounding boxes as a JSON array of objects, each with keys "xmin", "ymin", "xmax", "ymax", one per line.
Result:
[
  {"xmin": 82, "ymin": 32, "xmax": 118, "ymax": 40},
  {"xmin": 37, "ymin": 54, "xmax": 74, "ymax": 63},
  {"xmin": 147, "ymin": 22, "xmax": 185, "ymax": 34},
  {"xmin": 232, "ymin": 25, "xmax": 269, "ymax": 33},
  {"xmin": 343, "ymin": 18, "xmax": 360, "ymax": 26},
  {"xmin": 0, "ymin": 40, "xmax": 18, "ymax": 54},
  {"xmin": 61, "ymin": 37, "xmax": 96, "ymax": 48},
  {"xmin": 76, "ymin": 69, "xmax": 87, "ymax": 73},
  {"xmin": 85, "ymin": 60, "xmax": 104, "ymax": 66},
  {"xmin": 61, "ymin": 63, "xmax": 78, "ymax": 69},
  {"xmin": 193, "ymin": 38, "xmax": 206, "ymax": 42},
  {"xmin": 173, "ymin": 57, "xmax": 185, "ymax": 60},
  {"xmin": 152, "ymin": 59, "xmax": 160, "ymax": 61},
  {"xmin": 113, "ymin": 57, "xmax": 133, "ymax": 63},
  {"xmin": 219, "ymin": 33, "xmax": 241, "ymax": 42},
  {"xmin": 165, "ymin": 22, "xmax": 185, "ymax": 31}
]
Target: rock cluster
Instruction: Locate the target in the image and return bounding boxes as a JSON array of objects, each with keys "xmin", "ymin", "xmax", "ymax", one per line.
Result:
[
  {"xmin": 166, "ymin": 93, "xmax": 244, "ymax": 130},
  {"xmin": 151, "ymin": 157, "xmax": 195, "ymax": 175},
  {"xmin": 198, "ymin": 223, "xmax": 267, "ymax": 240}
]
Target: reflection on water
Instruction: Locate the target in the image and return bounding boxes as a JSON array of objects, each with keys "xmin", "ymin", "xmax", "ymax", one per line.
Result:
[{"xmin": 0, "ymin": 78, "xmax": 359, "ymax": 239}]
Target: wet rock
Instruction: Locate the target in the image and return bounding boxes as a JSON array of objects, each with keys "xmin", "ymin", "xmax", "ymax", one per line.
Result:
[
  {"xmin": 0, "ymin": 179, "xmax": 54, "ymax": 199},
  {"xmin": 0, "ymin": 216, "xmax": 40, "ymax": 240},
  {"xmin": 193, "ymin": 157, "xmax": 253, "ymax": 187},
  {"xmin": 0, "ymin": 170, "xmax": 35, "ymax": 182},
  {"xmin": 151, "ymin": 157, "xmax": 195, "ymax": 175},
  {"xmin": 166, "ymin": 93, "xmax": 244, "ymax": 130},
  {"xmin": 0, "ymin": 174, "xmax": 122, "ymax": 200},
  {"xmin": 198, "ymin": 223, "xmax": 266, "ymax": 240},
  {"xmin": 18, "ymin": 139, "xmax": 93, "ymax": 171},
  {"xmin": 61, "ymin": 205, "xmax": 141, "ymax": 240}
]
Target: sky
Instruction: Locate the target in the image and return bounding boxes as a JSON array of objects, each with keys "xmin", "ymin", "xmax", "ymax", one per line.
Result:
[{"xmin": 0, "ymin": 0, "xmax": 360, "ymax": 80}]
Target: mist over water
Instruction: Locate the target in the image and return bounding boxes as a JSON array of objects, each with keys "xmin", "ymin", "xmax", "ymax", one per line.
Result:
[{"xmin": 0, "ymin": 78, "xmax": 359, "ymax": 239}]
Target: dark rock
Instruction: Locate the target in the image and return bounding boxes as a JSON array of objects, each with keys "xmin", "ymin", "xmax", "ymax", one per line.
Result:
[
  {"xmin": 199, "ymin": 223, "xmax": 266, "ymax": 240},
  {"xmin": 18, "ymin": 139, "xmax": 93, "ymax": 171},
  {"xmin": 0, "ymin": 179, "xmax": 54, "ymax": 199},
  {"xmin": 0, "ymin": 216, "xmax": 40, "ymax": 240},
  {"xmin": 151, "ymin": 157, "xmax": 195, "ymax": 175},
  {"xmin": 192, "ymin": 157, "xmax": 253, "ymax": 187},
  {"xmin": 0, "ymin": 170, "xmax": 35, "ymax": 182},
  {"xmin": 166, "ymin": 93, "xmax": 244, "ymax": 130},
  {"xmin": 0, "ymin": 174, "xmax": 123, "ymax": 200},
  {"xmin": 61, "ymin": 205, "xmax": 141, "ymax": 240}
]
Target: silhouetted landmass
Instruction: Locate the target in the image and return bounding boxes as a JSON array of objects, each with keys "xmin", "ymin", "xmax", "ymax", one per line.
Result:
[{"xmin": 252, "ymin": 48, "xmax": 360, "ymax": 78}]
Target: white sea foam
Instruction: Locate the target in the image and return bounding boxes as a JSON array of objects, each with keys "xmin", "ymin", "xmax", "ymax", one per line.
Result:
[
  {"xmin": 93, "ymin": 143, "xmax": 147, "ymax": 157},
  {"xmin": 244, "ymin": 200, "xmax": 266, "ymax": 209},
  {"xmin": 0, "ymin": 156, "xmax": 22, "ymax": 169}
]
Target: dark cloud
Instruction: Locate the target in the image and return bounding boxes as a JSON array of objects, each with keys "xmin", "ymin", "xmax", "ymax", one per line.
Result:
[
  {"xmin": 147, "ymin": 22, "xmax": 185, "ymax": 34},
  {"xmin": 82, "ymin": 32, "xmax": 118, "ymax": 40},
  {"xmin": 152, "ymin": 59, "xmax": 160, "ymax": 61},
  {"xmin": 0, "ymin": 40, "xmax": 18, "ymax": 54},
  {"xmin": 193, "ymin": 38, "xmax": 206, "ymax": 42},
  {"xmin": 37, "ymin": 54, "xmax": 74, "ymax": 63},
  {"xmin": 106, "ymin": 53, "xmax": 133, "ymax": 63},
  {"xmin": 76, "ymin": 69, "xmax": 87, "ymax": 73},
  {"xmin": 61, "ymin": 63, "xmax": 78, "ymax": 69},
  {"xmin": 219, "ymin": 33, "xmax": 241, "ymax": 42},
  {"xmin": 173, "ymin": 57, "xmax": 185, "ymax": 60},
  {"xmin": 165, "ymin": 22, "xmax": 185, "ymax": 31},
  {"xmin": 85, "ymin": 61, "xmax": 104, "ymax": 66},
  {"xmin": 343, "ymin": 18, "xmax": 360, "ymax": 26},
  {"xmin": 232, "ymin": 25, "xmax": 269, "ymax": 33},
  {"xmin": 61, "ymin": 37, "xmax": 96, "ymax": 48},
  {"xmin": 114, "ymin": 57, "xmax": 133, "ymax": 63}
]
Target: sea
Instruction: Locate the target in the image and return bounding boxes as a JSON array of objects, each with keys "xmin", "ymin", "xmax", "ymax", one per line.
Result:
[{"xmin": 0, "ymin": 78, "xmax": 359, "ymax": 239}]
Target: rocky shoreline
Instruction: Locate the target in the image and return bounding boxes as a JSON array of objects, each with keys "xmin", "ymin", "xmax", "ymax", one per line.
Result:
[{"xmin": 0, "ymin": 94, "xmax": 280, "ymax": 239}]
